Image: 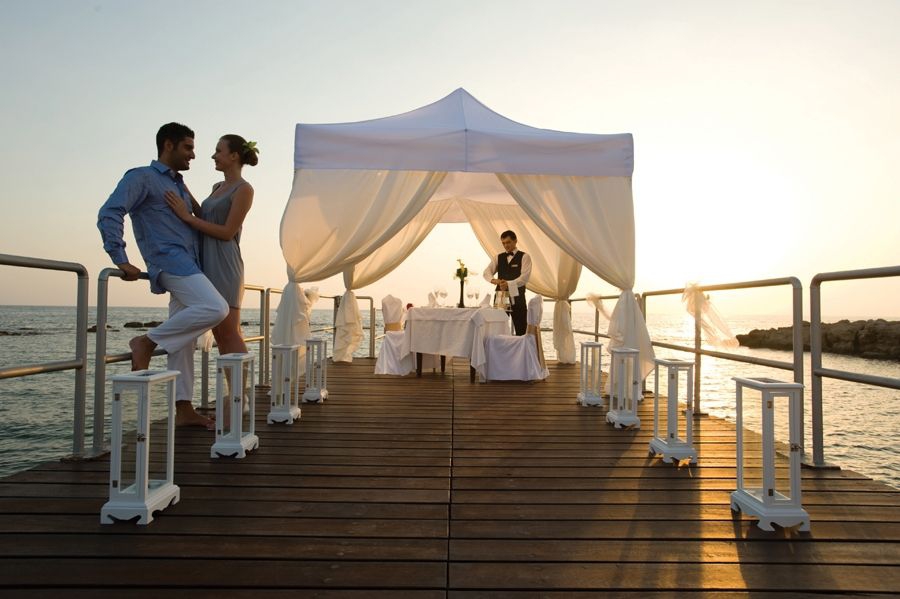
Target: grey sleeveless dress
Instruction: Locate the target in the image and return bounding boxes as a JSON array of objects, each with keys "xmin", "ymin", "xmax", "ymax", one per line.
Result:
[{"xmin": 200, "ymin": 181, "xmax": 246, "ymax": 308}]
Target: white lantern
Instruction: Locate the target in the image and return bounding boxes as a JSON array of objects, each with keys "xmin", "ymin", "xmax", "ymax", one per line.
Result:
[
  {"xmin": 649, "ymin": 358, "xmax": 697, "ymax": 464},
  {"xmin": 211, "ymin": 353, "xmax": 259, "ymax": 459},
  {"xmin": 303, "ymin": 338, "xmax": 329, "ymax": 403},
  {"xmin": 606, "ymin": 347, "xmax": 641, "ymax": 429},
  {"xmin": 101, "ymin": 370, "xmax": 180, "ymax": 524},
  {"xmin": 731, "ymin": 377, "xmax": 809, "ymax": 531},
  {"xmin": 577, "ymin": 341, "xmax": 604, "ymax": 407},
  {"xmin": 268, "ymin": 344, "xmax": 301, "ymax": 424}
]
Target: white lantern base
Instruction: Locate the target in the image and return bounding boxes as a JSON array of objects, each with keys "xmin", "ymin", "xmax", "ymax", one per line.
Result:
[
  {"xmin": 303, "ymin": 388, "xmax": 328, "ymax": 403},
  {"xmin": 606, "ymin": 410, "xmax": 640, "ymax": 429},
  {"xmin": 267, "ymin": 405, "xmax": 301, "ymax": 425},
  {"xmin": 211, "ymin": 433, "xmax": 259, "ymax": 459},
  {"xmin": 649, "ymin": 437, "xmax": 697, "ymax": 464},
  {"xmin": 730, "ymin": 489, "xmax": 810, "ymax": 532},
  {"xmin": 577, "ymin": 391, "xmax": 604, "ymax": 407},
  {"xmin": 100, "ymin": 480, "xmax": 180, "ymax": 525}
]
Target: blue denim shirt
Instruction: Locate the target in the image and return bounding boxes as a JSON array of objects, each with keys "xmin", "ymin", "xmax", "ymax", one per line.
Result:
[{"xmin": 97, "ymin": 160, "xmax": 201, "ymax": 294}]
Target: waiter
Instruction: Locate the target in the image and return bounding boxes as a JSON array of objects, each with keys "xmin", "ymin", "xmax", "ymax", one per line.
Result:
[{"xmin": 483, "ymin": 230, "xmax": 532, "ymax": 336}]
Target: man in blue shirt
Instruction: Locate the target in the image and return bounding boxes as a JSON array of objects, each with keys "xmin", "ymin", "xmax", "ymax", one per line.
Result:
[{"xmin": 98, "ymin": 122, "xmax": 229, "ymax": 428}]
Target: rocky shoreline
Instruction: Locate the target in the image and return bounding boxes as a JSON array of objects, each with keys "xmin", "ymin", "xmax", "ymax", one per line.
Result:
[{"xmin": 736, "ymin": 319, "xmax": 900, "ymax": 361}]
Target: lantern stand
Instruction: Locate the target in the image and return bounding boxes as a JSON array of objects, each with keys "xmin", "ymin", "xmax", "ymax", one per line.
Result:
[
  {"xmin": 101, "ymin": 369, "xmax": 180, "ymax": 524},
  {"xmin": 606, "ymin": 347, "xmax": 641, "ymax": 429},
  {"xmin": 731, "ymin": 376, "xmax": 809, "ymax": 532},
  {"xmin": 303, "ymin": 338, "xmax": 329, "ymax": 403},
  {"xmin": 648, "ymin": 358, "xmax": 697, "ymax": 464},
  {"xmin": 577, "ymin": 341, "xmax": 604, "ymax": 407},
  {"xmin": 211, "ymin": 353, "xmax": 259, "ymax": 458},
  {"xmin": 268, "ymin": 344, "xmax": 302, "ymax": 424}
]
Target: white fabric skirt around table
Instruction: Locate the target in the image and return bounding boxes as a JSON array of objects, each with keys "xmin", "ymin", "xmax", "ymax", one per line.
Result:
[{"xmin": 403, "ymin": 307, "xmax": 510, "ymax": 381}]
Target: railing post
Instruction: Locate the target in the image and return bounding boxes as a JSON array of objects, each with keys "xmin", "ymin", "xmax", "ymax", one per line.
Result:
[
  {"xmin": 369, "ymin": 297, "xmax": 376, "ymax": 359},
  {"xmin": 92, "ymin": 269, "xmax": 114, "ymax": 456},
  {"xmin": 810, "ymin": 277, "xmax": 825, "ymax": 467},
  {"xmin": 259, "ymin": 287, "xmax": 267, "ymax": 386},
  {"xmin": 789, "ymin": 278, "xmax": 805, "ymax": 461},
  {"xmin": 73, "ymin": 268, "xmax": 89, "ymax": 458},
  {"xmin": 263, "ymin": 289, "xmax": 272, "ymax": 385},
  {"xmin": 693, "ymin": 296, "xmax": 702, "ymax": 416}
]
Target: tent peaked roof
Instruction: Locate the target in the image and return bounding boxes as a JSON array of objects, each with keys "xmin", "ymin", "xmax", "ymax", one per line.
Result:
[{"xmin": 294, "ymin": 88, "xmax": 634, "ymax": 177}]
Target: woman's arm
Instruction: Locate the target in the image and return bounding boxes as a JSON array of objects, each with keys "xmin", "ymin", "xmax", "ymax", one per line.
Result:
[{"xmin": 164, "ymin": 185, "xmax": 254, "ymax": 241}]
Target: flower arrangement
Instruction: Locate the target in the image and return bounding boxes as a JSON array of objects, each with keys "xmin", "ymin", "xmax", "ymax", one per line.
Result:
[{"xmin": 455, "ymin": 258, "xmax": 468, "ymax": 281}]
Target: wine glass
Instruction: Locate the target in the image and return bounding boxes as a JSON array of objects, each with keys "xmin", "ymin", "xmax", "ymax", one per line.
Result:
[
  {"xmin": 474, "ymin": 288, "xmax": 481, "ymax": 303},
  {"xmin": 438, "ymin": 287, "xmax": 448, "ymax": 307},
  {"xmin": 466, "ymin": 287, "xmax": 475, "ymax": 305}
]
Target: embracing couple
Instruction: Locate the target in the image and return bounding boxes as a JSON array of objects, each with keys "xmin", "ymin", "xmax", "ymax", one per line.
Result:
[{"xmin": 97, "ymin": 122, "xmax": 258, "ymax": 429}]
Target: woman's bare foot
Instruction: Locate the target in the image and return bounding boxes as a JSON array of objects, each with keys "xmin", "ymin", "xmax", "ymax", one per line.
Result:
[
  {"xmin": 128, "ymin": 335, "xmax": 157, "ymax": 371},
  {"xmin": 175, "ymin": 401, "xmax": 215, "ymax": 430}
]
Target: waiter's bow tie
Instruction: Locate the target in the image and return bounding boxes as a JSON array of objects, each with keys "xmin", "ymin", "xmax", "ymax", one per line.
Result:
[{"xmin": 507, "ymin": 251, "xmax": 515, "ymax": 256}]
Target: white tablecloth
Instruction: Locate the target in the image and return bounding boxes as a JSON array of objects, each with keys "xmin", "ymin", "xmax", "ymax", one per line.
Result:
[{"xmin": 404, "ymin": 307, "xmax": 509, "ymax": 379}]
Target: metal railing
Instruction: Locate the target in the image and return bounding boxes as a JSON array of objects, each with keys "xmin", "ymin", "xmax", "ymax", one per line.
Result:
[
  {"xmin": 641, "ymin": 278, "xmax": 804, "ymax": 423},
  {"xmin": 0, "ymin": 254, "xmax": 89, "ymax": 457},
  {"xmin": 810, "ymin": 265, "xmax": 900, "ymax": 467}
]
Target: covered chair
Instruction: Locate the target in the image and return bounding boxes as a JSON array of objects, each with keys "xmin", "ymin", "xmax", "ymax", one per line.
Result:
[
  {"xmin": 374, "ymin": 295, "xmax": 413, "ymax": 375},
  {"xmin": 483, "ymin": 295, "xmax": 549, "ymax": 382}
]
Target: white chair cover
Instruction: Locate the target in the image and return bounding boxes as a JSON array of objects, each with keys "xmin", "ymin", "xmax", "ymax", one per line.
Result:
[
  {"xmin": 375, "ymin": 295, "xmax": 413, "ymax": 375},
  {"xmin": 484, "ymin": 295, "xmax": 549, "ymax": 381}
]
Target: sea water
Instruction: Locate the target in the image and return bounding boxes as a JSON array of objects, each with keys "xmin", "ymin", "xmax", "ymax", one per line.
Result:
[{"xmin": 1, "ymin": 305, "xmax": 898, "ymax": 488}]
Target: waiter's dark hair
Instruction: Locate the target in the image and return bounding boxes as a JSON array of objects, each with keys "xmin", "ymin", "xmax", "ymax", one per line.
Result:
[
  {"xmin": 156, "ymin": 122, "xmax": 195, "ymax": 157},
  {"xmin": 500, "ymin": 230, "xmax": 517, "ymax": 241}
]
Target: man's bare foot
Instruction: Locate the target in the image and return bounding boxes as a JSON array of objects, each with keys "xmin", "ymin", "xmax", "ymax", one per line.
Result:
[
  {"xmin": 128, "ymin": 335, "xmax": 157, "ymax": 371},
  {"xmin": 175, "ymin": 401, "xmax": 215, "ymax": 430}
]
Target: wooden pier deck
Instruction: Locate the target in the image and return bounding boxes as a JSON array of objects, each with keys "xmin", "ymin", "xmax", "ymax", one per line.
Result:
[{"xmin": 2, "ymin": 358, "xmax": 900, "ymax": 596}]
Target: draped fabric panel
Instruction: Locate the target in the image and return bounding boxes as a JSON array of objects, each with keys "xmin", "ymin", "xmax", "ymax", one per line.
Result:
[
  {"xmin": 276, "ymin": 169, "xmax": 446, "ymax": 362},
  {"xmin": 271, "ymin": 284, "xmax": 317, "ymax": 374},
  {"xmin": 458, "ymin": 198, "xmax": 581, "ymax": 363},
  {"xmin": 682, "ymin": 283, "xmax": 739, "ymax": 348},
  {"xmin": 332, "ymin": 200, "xmax": 454, "ymax": 361},
  {"xmin": 280, "ymin": 169, "xmax": 447, "ymax": 283},
  {"xmin": 497, "ymin": 174, "xmax": 654, "ymax": 377}
]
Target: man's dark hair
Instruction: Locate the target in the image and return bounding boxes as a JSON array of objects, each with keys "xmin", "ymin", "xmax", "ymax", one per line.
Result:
[
  {"xmin": 500, "ymin": 230, "xmax": 517, "ymax": 241},
  {"xmin": 156, "ymin": 122, "xmax": 195, "ymax": 157}
]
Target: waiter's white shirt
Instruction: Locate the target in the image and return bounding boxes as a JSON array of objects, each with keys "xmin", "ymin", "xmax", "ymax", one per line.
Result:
[{"xmin": 482, "ymin": 251, "xmax": 532, "ymax": 298}]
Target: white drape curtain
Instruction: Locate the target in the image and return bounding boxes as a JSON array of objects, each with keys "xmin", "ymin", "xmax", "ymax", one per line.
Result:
[
  {"xmin": 333, "ymin": 199, "xmax": 453, "ymax": 361},
  {"xmin": 682, "ymin": 283, "xmax": 739, "ymax": 348},
  {"xmin": 496, "ymin": 174, "xmax": 655, "ymax": 378},
  {"xmin": 271, "ymin": 284, "xmax": 318, "ymax": 374},
  {"xmin": 275, "ymin": 169, "xmax": 447, "ymax": 362},
  {"xmin": 459, "ymin": 198, "xmax": 581, "ymax": 363}
]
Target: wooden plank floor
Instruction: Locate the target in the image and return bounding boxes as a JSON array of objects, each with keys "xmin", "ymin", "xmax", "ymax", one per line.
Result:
[{"xmin": 2, "ymin": 357, "xmax": 900, "ymax": 596}]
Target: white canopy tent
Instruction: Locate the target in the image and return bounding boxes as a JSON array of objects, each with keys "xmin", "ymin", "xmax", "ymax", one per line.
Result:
[{"xmin": 274, "ymin": 88, "xmax": 654, "ymax": 377}]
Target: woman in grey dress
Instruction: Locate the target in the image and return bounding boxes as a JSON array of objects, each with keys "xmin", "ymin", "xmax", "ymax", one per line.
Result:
[{"xmin": 165, "ymin": 134, "xmax": 258, "ymax": 355}]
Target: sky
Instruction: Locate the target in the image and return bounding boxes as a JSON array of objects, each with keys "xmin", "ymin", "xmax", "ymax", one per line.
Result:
[{"xmin": 0, "ymin": 0, "xmax": 898, "ymax": 319}]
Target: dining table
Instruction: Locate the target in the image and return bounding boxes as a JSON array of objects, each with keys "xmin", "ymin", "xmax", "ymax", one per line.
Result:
[{"xmin": 403, "ymin": 306, "xmax": 510, "ymax": 382}]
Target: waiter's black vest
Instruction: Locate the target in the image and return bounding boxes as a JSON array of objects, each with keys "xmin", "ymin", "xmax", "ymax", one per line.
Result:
[{"xmin": 497, "ymin": 251, "xmax": 526, "ymax": 297}]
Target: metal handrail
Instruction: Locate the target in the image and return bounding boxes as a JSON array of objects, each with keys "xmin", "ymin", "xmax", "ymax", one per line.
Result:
[
  {"xmin": 641, "ymin": 278, "xmax": 804, "ymax": 428},
  {"xmin": 0, "ymin": 254, "xmax": 89, "ymax": 458},
  {"xmin": 810, "ymin": 265, "xmax": 900, "ymax": 467}
]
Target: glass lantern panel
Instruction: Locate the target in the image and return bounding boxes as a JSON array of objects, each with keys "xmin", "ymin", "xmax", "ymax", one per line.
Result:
[
  {"xmin": 771, "ymin": 393, "xmax": 793, "ymax": 503},
  {"xmin": 146, "ymin": 382, "xmax": 169, "ymax": 483},
  {"xmin": 659, "ymin": 368, "xmax": 674, "ymax": 439},
  {"xmin": 740, "ymin": 387, "xmax": 764, "ymax": 496},
  {"xmin": 114, "ymin": 385, "xmax": 139, "ymax": 495},
  {"xmin": 220, "ymin": 363, "xmax": 236, "ymax": 437},
  {"xmin": 587, "ymin": 345, "xmax": 602, "ymax": 397},
  {"xmin": 241, "ymin": 361, "xmax": 253, "ymax": 434}
]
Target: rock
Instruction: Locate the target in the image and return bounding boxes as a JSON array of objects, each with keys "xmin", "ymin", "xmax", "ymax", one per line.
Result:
[
  {"xmin": 123, "ymin": 321, "xmax": 143, "ymax": 328},
  {"xmin": 737, "ymin": 319, "xmax": 900, "ymax": 360},
  {"xmin": 143, "ymin": 321, "xmax": 162, "ymax": 327}
]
